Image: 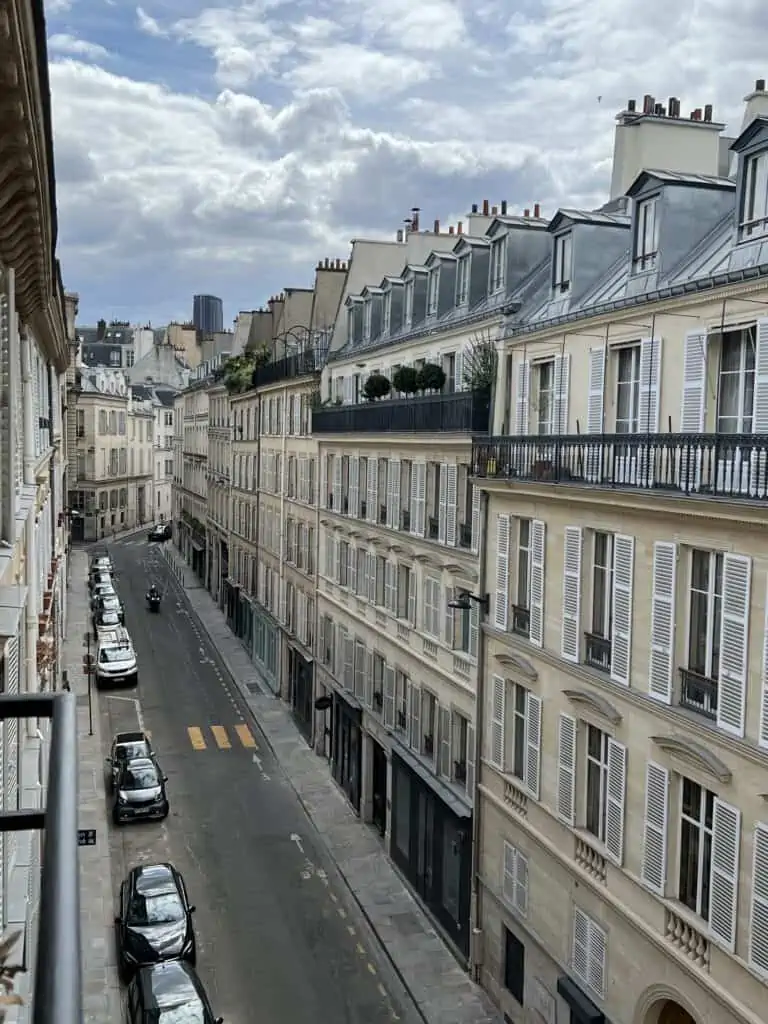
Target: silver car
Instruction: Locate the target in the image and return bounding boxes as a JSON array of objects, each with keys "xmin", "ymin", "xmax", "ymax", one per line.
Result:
[{"xmin": 95, "ymin": 633, "xmax": 137, "ymax": 689}]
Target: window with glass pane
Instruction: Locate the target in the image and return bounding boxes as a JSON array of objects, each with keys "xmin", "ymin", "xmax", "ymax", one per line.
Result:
[
  {"xmin": 553, "ymin": 233, "xmax": 572, "ymax": 292},
  {"xmin": 404, "ymin": 281, "xmax": 414, "ymax": 324},
  {"xmin": 633, "ymin": 196, "xmax": 659, "ymax": 271},
  {"xmin": 456, "ymin": 256, "xmax": 470, "ymax": 305},
  {"xmin": 363, "ymin": 301, "xmax": 372, "ymax": 340},
  {"xmin": 427, "ymin": 269, "xmax": 440, "ymax": 315},
  {"xmin": 741, "ymin": 152, "xmax": 768, "ymax": 238},
  {"xmin": 592, "ymin": 533, "xmax": 612, "ymax": 637},
  {"xmin": 685, "ymin": 550, "xmax": 722, "ymax": 716},
  {"xmin": 615, "ymin": 346, "xmax": 641, "ymax": 433},
  {"xmin": 490, "ymin": 237, "xmax": 506, "ymax": 292},
  {"xmin": 536, "ymin": 361, "xmax": 555, "ymax": 435},
  {"xmin": 717, "ymin": 327, "xmax": 755, "ymax": 433},
  {"xmin": 585, "ymin": 726, "xmax": 609, "ymax": 841},
  {"xmin": 512, "ymin": 685, "xmax": 527, "ymax": 780},
  {"xmin": 678, "ymin": 777, "xmax": 714, "ymax": 921},
  {"xmin": 517, "ymin": 520, "xmax": 531, "ymax": 609},
  {"xmin": 382, "ymin": 293, "xmax": 391, "ymax": 334}
]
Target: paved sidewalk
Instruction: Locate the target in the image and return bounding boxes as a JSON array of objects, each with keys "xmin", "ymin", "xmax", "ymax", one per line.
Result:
[
  {"xmin": 63, "ymin": 548, "xmax": 122, "ymax": 1022},
  {"xmin": 161, "ymin": 545, "xmax": 499, "ymax": 1024}
]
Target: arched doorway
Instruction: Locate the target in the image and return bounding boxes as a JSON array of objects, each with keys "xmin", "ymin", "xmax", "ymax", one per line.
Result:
[{"xmin": 657, "ymin": 1001, "xmax": 696, "ymax": 1024}]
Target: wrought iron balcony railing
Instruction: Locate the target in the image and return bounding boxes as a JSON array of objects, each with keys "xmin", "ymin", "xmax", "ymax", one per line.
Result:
[
  {"xmin": 313, "ymin": 391, "xmax": 491, "ymax": 435},
  {"xmin": 0, "ymin": 692, "xmax": 81, "ymax": 1023},
  {"xmin": 472, "ymin": 432, "xmax": 768, "ymax": 502},
  {"xmin": 251, "ymin": 348, "xmax": 325, "ymax": 390}
]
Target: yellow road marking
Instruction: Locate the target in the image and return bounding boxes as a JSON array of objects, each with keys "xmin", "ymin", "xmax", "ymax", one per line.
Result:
[
  {"xmin": 235, "ymin": 724, "xmax": 257, "ymax": 749},
  {"xmin": 187, "ymin": 727, "xmax": 206, "ymax": 751},
  {"xmin": 211, "ymin": 726, "xmax": 231, "ymax": 749}
]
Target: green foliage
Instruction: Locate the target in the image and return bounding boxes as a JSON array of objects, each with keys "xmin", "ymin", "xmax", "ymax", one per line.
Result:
[
  {"xmin": 462, "ymin": 332, "xmax": 498, "ymax": 393},
  {"xmin": 416, "ymin": 362, "xmax": 446, "ymax": 392},
  {"xmin": 363, "ymin": 372, "xmax": 391, "ymax": 401},
  {"xmin": 223, "ymin": 346, "xmax": 269, "ymax": 394},
  {"xmin": 392, "ymin": 366, "xmax": 419, "ymax": 395}
]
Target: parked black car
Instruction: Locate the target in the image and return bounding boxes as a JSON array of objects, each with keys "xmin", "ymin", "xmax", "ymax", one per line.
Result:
[
  {"xmin": 115, "ymin": 863, "xmax": 196, "ymax": 979},
  {"xmin": 106, "ymin": 731, "xmax": 154, "ymax": 793},
  {"xmin": 126, "ymin": 961, "xmax": 222, "ymax": 1024},
  {"xmin": 148, "ymin": 522, "xmax": 172, "ymax": 542},
  {"xmin": 112, "ymin": 757, "xmax": 169, "ymax": 824}
]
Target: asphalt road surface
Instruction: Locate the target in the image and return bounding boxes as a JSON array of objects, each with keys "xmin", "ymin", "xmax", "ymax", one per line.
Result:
[{"xmin": 99, "ymin": 537, "xmax": 417, "ymax": 1024}]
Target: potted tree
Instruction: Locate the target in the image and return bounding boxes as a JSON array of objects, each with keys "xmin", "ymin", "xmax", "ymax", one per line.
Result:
[
  {"xmin": 392, "ymin": 366, "xmax": 419, "ymax": 395},
  {"xmin": 363, "ymin": 372, "xmax": 391, "ymax": 401},
  {"xmin": 416, "ymin": 362, "xmax": 446, "ymax": 393}
]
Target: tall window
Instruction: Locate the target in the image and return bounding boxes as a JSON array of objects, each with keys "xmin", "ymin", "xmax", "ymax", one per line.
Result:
[
  {"xmin": 615, "ymin": 345, "xmax": 641, "ymax": 433},
  {"xmin": 511, "ymin": 684, "xmax": 528, "ymax": 781},
  {"xmin": 512, "ymin": 519, "xmax": 531, "ymax": 637},
  {"xmin": 427, "ymin": 268, "xmax": 440, "ymax": 315},
  {"xmin": 587, "ymin": 532, "xmax": 613, "ymax": 672},
  {"xmin": 679, "ymin": 777, "xmax": 714, "ymax": 921},
  {"xmin": 382, "ymin": 292, "xmax": 391, "ymax": 335},
  {"xmin": 684, "ymin": 549, "xmax": 722, "ymax": 716},
  {"xmin": 535, "ymin": 360, "xmax": 555, "ymax": 435},
  {"xmin": 717, "ymin": 327, "xmax": 755, "ymax": 434},
  {"xmin": 404, "ymin": 279, "xmax": 414, "ymax": 325},
  {"xmin": 585, "ymin": 726, "xmax": 609, "ymax": 842},
  {"xmin": 490, "ymin": 236, "xmax": 506, "ymax": 293},
  {"xmin": 456, "ymin": 256, "xmax": 470, "ymax": 306},
  {"xmin": 741, "ymin": 152, "xmax": 768, "ymax": 239},
  {"xmin": 633, "ymin": 196, "xmax": 659, "ymax": 271},
  {"xmin": 363, "ymin": 300, "xmax": 372, "ymax": 341},
  {"xmin": 553, "ymin": 232, "xmax": 572, "ymax": 292}
]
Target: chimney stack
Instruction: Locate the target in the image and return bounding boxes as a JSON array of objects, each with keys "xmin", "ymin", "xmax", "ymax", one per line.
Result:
[
  {"xmin": 691, "ymin": 108, "xmax": 702, "ymax": 121},
  {"xmin": 654, "ymin": 103, "xmax": 663, "ymax": 116},
  {"xmin": 433, "ymin": 219, "xmax": 440, "ymax": 233},
  {"xmin": 757, "ymin": 79, "xmax": 766, "ymax": 92},
  {"xmin": 482, "ymin": 199, "xmax": 489, "ymax": 216},
  {"xmin": 668, "ymin": 97, "xmax": 680, "ymax": 118},
  {"xmin": 524, "ymin": 208, "xmax": 530, "ymax": 218},
  {"xmin": 627, "ymin": 98, "xmax": 636, "ymax": 112},
  {"xmin": 324, "ymin": 257, "xmax": 330, "ymax": 268},
  {"xmin": 534, "ymin": 203, "xmax": 541, "ymax": 218},
  {"xmin": 491, "ymin": 205, "xmax": 498, "ymax": 215},
  {"xmin": 643, "ymin": 94, "xmax": 654, "ymax": 114},
  {"xmin": 448, "ymin": 226, "xmax": 454, "ymax": 235},
  {"xmin": 396, "ymin": 228, "xmax": 403, "ymax": 242},
  {"xmin": 704, "ymin": 103, "xmax": 713, "ymax": 122},
  {"xmin": 457, "ymin": 221, "xmax": 463, "ymax": 234},
  {"xmin": 411, "ymin": 207, "xmax": 420, "ymax": 231},
  {"xmin": 471, "ymin": 203, "xmax": 478, "ymax": 213},
  {"xmin": 501, "ymin": 199, "xmax": 508, "ymax": 215}
]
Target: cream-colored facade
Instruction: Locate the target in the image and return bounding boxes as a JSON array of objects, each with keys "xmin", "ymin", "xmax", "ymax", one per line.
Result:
[
  {"xmin": 174, "ymin": 367, "xmax": 211, "ymax": 570},
  {"xmin": 473, "ymin": 85, "xmax": 768, "ymax": 1024},
  {"xmin": 206, "ymin": 381, "xmax": 231, "ymax": 604},
  {"xmin": 70, "ymin": 369, "xmax": 154, "ymax": 539}
]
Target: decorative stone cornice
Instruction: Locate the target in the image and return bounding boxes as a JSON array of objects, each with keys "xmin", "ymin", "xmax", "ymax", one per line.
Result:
[
  {"xmin": 494, "ymin": 651, "xmax": 538, "ymax": 681},
  {"xmin": 650, "ymin": 734, "xmax": 732, "ymax": 784},
  {"xmin": 563, "ymin": 688, "xmax": 622, "ymax": 725}
]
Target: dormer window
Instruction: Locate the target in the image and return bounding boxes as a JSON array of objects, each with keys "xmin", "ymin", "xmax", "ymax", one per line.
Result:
[
  {"xmin": 427, "ymin": 268, "xmax": 440, "ymax": 316},
  {"xmin": 362, "ymin": 300, "xmax": 372, "ymax": 341},
  {"xmin": 490, "ymin": 236, "xmax": 507, "ymax": 293},
  {"xmin": 456, "ymin": 255, "xmax": 470, "ymax": 306},
  {"xmin": 404, "ymin": 279, "xmax": 414, "ymax": 326},
  {"xmin": 553, "ymin": 233, "xmax": 572, "ymax": 293},
  {"xmin": 741, "ymin": 152, "xmax": 768, "ymax": 239},
  {"xmin": 633, "ymin": 196, "xmax": 659, "ymax": 272},
  {"xmin": 382, "ymin": 292, "xmax": 392, "ymax": 336},
  {"xmin": 346, "ymin": 306, "xmax": 355, "ymax": 343}
]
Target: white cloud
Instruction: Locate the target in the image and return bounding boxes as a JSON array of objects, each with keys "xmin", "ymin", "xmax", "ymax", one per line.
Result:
[
  {"xmin": 49, "ymin": 0, "xmax": 768, "ymax": 322},
  {"xmin": 47, "ymin": 0, "xmax": 73, "ymax": 12},
  {"xmin": 48, "ymin": 34, "xmax": 109, "ymax": 61}
]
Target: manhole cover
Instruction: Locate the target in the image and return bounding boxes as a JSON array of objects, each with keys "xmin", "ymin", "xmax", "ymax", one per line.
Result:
[
  {"xmin": 76, "ymin": 694, "xmax": 90, "ymax": 708},
  {"xmin": 246, "ymin": 682, "xmax": 261, "ymax": 694}
]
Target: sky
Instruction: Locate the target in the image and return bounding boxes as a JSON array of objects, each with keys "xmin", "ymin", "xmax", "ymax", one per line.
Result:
[{"xmin": 46, "ymin": 0, "xmax": 768, "ymax": 327}]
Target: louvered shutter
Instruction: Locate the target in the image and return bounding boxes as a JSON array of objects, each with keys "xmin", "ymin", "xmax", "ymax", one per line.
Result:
[
  {"xmin": 641, "ymin": 761, "xmax": 669, "ymax": 894},
  {"xmin": 610, "ymin": 534, "xmax": 634, "ymax": 686},
  {"xmin": 445, "ymin": 463, "xmax": 457, "ymax": 546},
  {"xmin": 465, "ymin": 724, "xmax": 476, "ymax": 802},
  {"xmin": 407, "ymin": 570, "xmax": 417, "ymax": 625},
  {"xmin": 438, "ymin": 707, "xmax": 451, "ymax": 777},
  {"xmin": 553, "ymin": 353, "xmax": 570, "ymax": 434},
  {"xmin": 585, "ymin": 347, "xmax": 605, "ymax": 481},
  {"xmin": 514, "ymin": 359, "xmax": 530, "ymax": 434},
  {"xmin": 415, "ymin": 462, "xmax": 426, "ymax": 536},
  {"xmin": 367, "ymin": 457, "xmax": 378, "ymax": 523},
  {"xmin": 383, "ymin": 667, "xmax": 395, "ymax": 726},
  {"xmin": 529, "ymin": 520, "xmax": 546, "ymax": 648},
  {"xmin": 760, "ymin": 579, "xmax": 768, "ymax": 750},
  {"xmin": 438, "ymin": 464, "xmax": 448, "ymax": 543},
  {"xmin": 605, "ymin": 739, "xmax": 627, "ymax": 865},
  {"xmin": 470, "ymin": 484, "xmax": 481, "ymax": 554},
  {"xmin": 648, "ymin": 541, "xmax": 676, "ymax": 704},
  {"xmin": 409, "ymin": 684, "xmax": 421, "ymax": 751},
  {"xmin": 494, "ymin": 513, "xmax": 510, "ymax": 630},
  {"xmin": 556, "ymin": 713, "xmax": 576, "ymax": 824},
  {"xmin": 348, "ymin": 545, "xmax": 357, "ymax": 592},
  {"xmin": 490, "ymin": 675, "xmax": 505, "ymax": 769},
  {"xmin": 710, "ymin": 798, "xmax": 741, "ymax": 952},
  {"xmin": 389, "ymin": 459, "xmax": 401, "ymax": 529},
  {"xmin": 410, "ymin": 463, "xmax": 420, "ymax": 536},
  {"xmin": 524, "ymin": 694, "xmax": 541, "ymax": 799},
  {"xmin": 717, "ymin": 553, "xmax": 751, "ymax": 738},
  {"xmin": 349, "ymin": 456, "xmax": 359, "ymax": 517},
  {"xmin": 749, "ymin": 824, "xmax": 768, "ymax": 974},
  {"xmin": 561, "ymin": 526, "xmax": 582, "ymax": 662}
]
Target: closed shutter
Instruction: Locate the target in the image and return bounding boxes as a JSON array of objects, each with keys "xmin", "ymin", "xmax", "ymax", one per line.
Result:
[
  {"xmin": 749, "ymin": 824, "xmax": 768, "ymax": 975},
  {"xmin": 470, "ymin": 484, "xmax": 481, "ymax": 555},
  {"xmin": 638, "ymin": 336, "xmax": 662, "ymax": 433},
  {"xmin": 438, "ymin": 464, "xmax": 448, "ymax": 543},
  {"xmin": 407, "ymin": 571, "xmax": 417, "ymax": 625},
  {"xmin": 383, "ymin": 667, "xmax": 395, "ymax": 727},
  {"xmin": 438, "ymin": 706, "xmax": 451, "ymax": 777},
  {"xmin": 571, "ymin": 909, "xmax": 590, "ymax": 985},
  {"xmin": 409, "ymin": 684, "xmax": 421, "ymax": 751},
  {"xmin": 494, "ymin": 513, "xmax": 510, "ymax": 630},
  {"xmin": 648, "ymin": 541, "xmax": 677, "ymax": 703},
  {"xmin": 585, "ymin": 346, "xmax": 605, "ymax": 481},
  {"xmin": 349, "ymin": 456, "xmax": 359, "ymax": 517},
  {"xmin": 469, "ymin": 600, "xmax": 479, "ymax": 658},
  {"xmin": 605, "ymin": 739, "xmax": 627, "ymax": 865},
  {"xmin": 717, "ymin": 553, "xmax": 751, "ymax": 738},
  {"xmin": 524, "ymin": 694, "xmax": 542, "ymax": 799},
  {"xmin": 514, "ymin": 359, "xmax": 530, "ymax": 434},
  {"xmin": 445, "ymin": 464, "xmax": 457, "ymax": 546},
  {"xmin": 610, "ymin": 534, "xmax": 634, "ymax": 686},
  {"xmin": 390, "ymin": 459, "xmax": 401, "ymax": 530},
  {"xmin": 454, "ymin": 348, "xmax": 464, "ymax": 393},
  {"xmin": 415, "ymin": 463, "xmax": 426, "ymax": 536},
  {"xmin": 332, "ymin": 457, "xmax": 342, "ymax": 511},
  {"xmin": 679, "ymin": 330, "xmax": 708, "ymax": 428},
  {"xmin": 561, "ymin": 526, "xmax": 582, "ymax": 662},
  {"xmin": 553, "ymin": 353, "xmax": 570, "ymax": 434},
  {"xmin": 490, "ymin": 675, "xmax": 505, "ymax": 769},
  {"xmin": 409, "ymin": 462, "xmax": 419, "ymax": 536},
  {"xmin": 529, "ymin": 520, "xmax": 546, "ymax": 648},
  {"xmin": 641, "ymin": 761, "xmax": 669, "ymax": 894},
  {"xmin": 760, "ymin": 579, "xmax": 768, "ymax": 750},
  {"xmin": 367, "ymin": 457, "xmax": 378, "ymax": 524},
  {"xmin": 556, "ymin": 713, "xmax": 576, "ymax": 824},
  {"xmin": 465, "ymin": 724, "xmax": 476, "ymax": 803},
  {"xmin": 348, "ymin": 546, "xmax": 357, "ymax": 593},
  {"xmin": 710, "ymin": 798, "xmax": 741, "ymax": 951},
  {"xmin": 754, "ymin": 318, "xmax": 768, "ymax": 434}
]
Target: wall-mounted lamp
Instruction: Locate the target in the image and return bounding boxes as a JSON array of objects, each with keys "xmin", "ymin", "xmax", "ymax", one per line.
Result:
[{"xmin": 448, "ymin": 591, "xmax": 489, "ymax": 615}]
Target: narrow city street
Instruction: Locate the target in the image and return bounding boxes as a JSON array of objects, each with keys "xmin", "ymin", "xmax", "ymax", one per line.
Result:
[{"xmin": 99, "ymin": 536, "xmax": 417, "ymax": 1024}]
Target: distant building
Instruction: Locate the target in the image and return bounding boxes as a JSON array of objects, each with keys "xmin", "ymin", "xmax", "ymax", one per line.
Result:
[{"xmin": 193, "ymin": 294, "xmax": 224, "ymax": 334}]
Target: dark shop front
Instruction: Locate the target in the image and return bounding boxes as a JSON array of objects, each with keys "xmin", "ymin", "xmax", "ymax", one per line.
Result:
[
  {"xmin": 390, "ymin": 748, "xmax": 472, "ymax": 957},
  {"xmin": 288, "ymin": 644, "xmax": 313, "ymax": 740},
  {"xmin": 331, "ymin": 691, "xmax": 362, "ymax": 813}
]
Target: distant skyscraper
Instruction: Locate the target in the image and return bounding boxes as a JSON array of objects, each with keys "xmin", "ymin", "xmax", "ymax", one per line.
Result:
[{"xmin": 192, "ymin": 294, "xmax": 223, "ymax": 334}]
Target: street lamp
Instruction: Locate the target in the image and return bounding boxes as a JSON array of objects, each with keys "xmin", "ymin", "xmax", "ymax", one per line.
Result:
[
  {"xmin": 81, "ymin": 631, "xmax": 94, "ymax": 736},
  {"xmin": 447, "ymin": 591, "xmax": 490, "ymax": 614}
]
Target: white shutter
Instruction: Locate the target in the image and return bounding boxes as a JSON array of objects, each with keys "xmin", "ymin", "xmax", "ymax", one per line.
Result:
[
  {"xmin": 754, "ymin": 318, "xmax": 768, "ymax": 433},
  {"xmin": 524, "ymin": 694, "xmax": 542, "ymax": 799},
  {"xmin": 553, "ymin": 352, "xmax": 570, "ymax": 434},
  {"xmin": 320, "ymin": 453, "xmax": 328, "ymax": 508},
  {"xmin": 760, "ymin": 578, "xmax": 768, "ymax": 749},
  {"xmin": 556, "ymin": 713, "xmax": 576, "ymax": 824},
  {"xmin": 383, "ymin": 667, "xmax": 395, "ymax": 726},
  {"xmin": 343, "ymin": 633, "xmax": 354, "ymax": 689},
  {"xmin": 469, "ymin": 600, "xmax": 479, "ymax": 659},
  {"xmin": 407, "ymin": 570, "xmax": 416, "ymax": 625},
  {"xmin": 529, "ymin": 520, "xmax": 546, "ymax": 648},
  {"xmin": 749, "ymin": 824, "xmax": 768, "ymax": 974},
  {"xmin": 410, "ymin": 462, "xmax": 419, "ymax": 536},
  {"xmin": 444, "ymin": 587, "xmax": 455, "ymax": 647},
  {"xmin": 466, "ymin": 724, "xmax": 476, "ymax": 801},
  {"xmin": 470, "ymin": 484, "xmax": 481, "ymax": 555},
  {"xmin": 445, "ymin": 463, "xmax": 457, "ymax": 546},
  {"xmin": 494, "ymin": 513, "xmax": 510, "ymax": 630},
  {"xmin": 386, "ymin": 460, "xmax": 395, "ymax": 528},
  {"xmin": 409, "ymin": 684, "xmax": 421, "ymax": 751},
  {"xmin": 349, "ymin": 456, "xmax": 359, "ymax": 517},
  {"xmin": 710, "ymin": 798, "xmax": 741, "ymax": 952},
  {"xmin": 348, "ymin": 545, "xmax": 357, "ymax": 592},
  {"xmin": 605, "ymin": 739, "xmax": 627, "ymax": 865},
  {"xmin": 385, "ymin": 562, "xmax": 395, "ymax": 613},
  {"xmin": 680, "ymin": 329, "xmax": 708, "ymax": 431},
  {"xmin": 416, "ymin": 462, "xmax": 426, "ymax": 536},
  {"xmin": 561, "ymin": 526, "xmax": 582, "ymax": 662},
  {"xmin": 367, "ymin": 457, "xmax": 378, "ymax": 523},
  {"xmin": 586, "ymin": 347, "xmax": 605, "ymax": 481},
  {"xmin": 514, "ymin": 359, "xmax": 530, "ymax": 434},
  {"xmin": 332, "ymin": 457, "xmax": 342, "ymax": 511},
  {"xmin": 638, "ymin": 336, "xmax": 662, "ymax": 433},
  {"xmin": 610, "ymin": 534, "xmax": 634, "ymax": 686},
  {"xmin": 438, "ymin": 464, "xmax": 448, "ymax": 543},
  {"xmin": 438, "ymin": 706, "xmax": 451, "ymax": 777},
  {"xmin": 641, "ymin": 761, "xmax": 669, "ymax": 894},
  {"xmin": 648, "ymin": 541, "xmax": 676, "ymax": 704},
  {"xmin": 363, "ymin": 649, "xmax": 373, "ymax": 706},
  {"xmin": 390, "ymin": 459, "xmax": 401, "ymax": 529},
  {"xmin": 367, "ymin": 552, "xmax": 376, "ymax": 602},
  {"xmin": 490, "ymin": 675, "xmax": 505, "ymax": 769},
  {"xmin": 571, "ymin": 908, "xmax": 590, "ymax": 984},
  {"xmin": 717, "ymin": 553, "xmax": 751, "ymax": 738}
]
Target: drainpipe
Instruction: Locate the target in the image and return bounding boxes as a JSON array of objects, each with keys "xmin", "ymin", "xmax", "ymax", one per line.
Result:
[
  {"xmin": 21, "ymin": 329, "xmax": 40, "ymax": 728},
  {"xmin": 470, "ymin": 486, "xmax": 490, "ymax": 982}
]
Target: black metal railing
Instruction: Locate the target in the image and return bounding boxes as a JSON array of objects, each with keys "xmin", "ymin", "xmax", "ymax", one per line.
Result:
[
  {"xmin": 313, "ymin": 390, "xmax": 491, "ymax": 435},
  {"xmin": 0, "ymin": 692, "xmax": 81, "ymax": 1023},
  {"xmin": 428, "ymin": 515, "xmax": 439, "ymax": 540},
  {"xmin": 511, "ymin": 605, "xmax": 530, "ymax": 637},
  {"xmin": 401, "ymin": 508, "xmax": 411, "ymax": 531},
  {"xmin": 251, "ymin": 347, "xmax": 324, "ymax": 389},
  {"xmin": 585, "ymin": 633, "xmax": 611, "ymax": 673},
  {"xmin": 472, "ymin": 432, "xmax": 768, "ymax": 501},
  {"xmin": 679, "ymin": 668, "xmax": 718, "ymax": 718},
  {"xmin": 458, "ymin": 523, "xmax": 472, "ymax": 549}
]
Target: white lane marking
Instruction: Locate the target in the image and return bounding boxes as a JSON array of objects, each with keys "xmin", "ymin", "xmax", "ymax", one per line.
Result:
[
  {"xmin": 104, "ymin": 695, "xmax": 145, "ymax": 731},
  {"xmin": 289, "ymin": 833, "xmax": 304, "ymax": 855},
  {"xmin": 252, "ymin": 753, "xmax": 270, "ymax": 781}
]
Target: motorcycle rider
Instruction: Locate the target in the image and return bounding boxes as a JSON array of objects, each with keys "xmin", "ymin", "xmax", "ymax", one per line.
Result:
[{"xmin": 146, "ymin": 583, "xmax": 161, "ymax": 604}]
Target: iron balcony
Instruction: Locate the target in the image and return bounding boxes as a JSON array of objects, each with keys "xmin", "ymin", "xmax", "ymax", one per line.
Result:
[
  {"xmin": 313, "ymin": 391, "xmax": 491, "ymax": 435},
  {"xmin": 250, "ymin": 348, "xmax": 325, "ymax": 390},
  {"xmin": 472, "ymin": 431, "xmax": 768, "ymax": 502},
  {"xmin": 0, "ymin": 691, "xmax": 82, "ymax": 1023}
]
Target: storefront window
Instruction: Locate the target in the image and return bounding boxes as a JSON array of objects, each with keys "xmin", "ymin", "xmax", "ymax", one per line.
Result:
[
  {"xmin": 441, "ymin": 817, "xmax": 462, "ymax": 924},
  {"xmin": 394, "ymin": 762, "xmax": 411, "ymax": 859}
]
